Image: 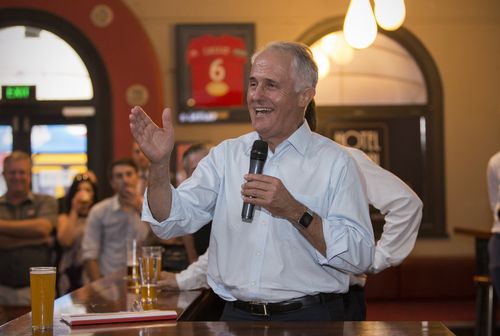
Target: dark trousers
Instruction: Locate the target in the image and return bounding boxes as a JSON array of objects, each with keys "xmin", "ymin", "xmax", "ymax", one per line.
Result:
[
  {"xmin": 343, "ymin": 285, "xmax": 366, "ymax": 321},
  {"xmin": 488, "ymin": 234, "xmax": 500, "ymax": 298},
  {"xmin": 220, "ymin": 297, "xmax": 344, "ymax": 321}
]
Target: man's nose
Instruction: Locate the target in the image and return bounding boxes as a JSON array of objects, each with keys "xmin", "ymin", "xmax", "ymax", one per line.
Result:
[{"xmin": 249, "ymin": 85, "xmax": 264, "ymax": 100}]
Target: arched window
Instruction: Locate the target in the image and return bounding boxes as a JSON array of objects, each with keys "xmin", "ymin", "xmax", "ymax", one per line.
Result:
[
  {"xmin": 298, "ymin": 18, "xmax": 445, "ymax": 237},
  {"xmin": 0, "ymin": 9, "xmax": 112, "ymax": 198},
  {"xmin": 0, "ymin": 26, "xmax": 93, "ymax": 100}
]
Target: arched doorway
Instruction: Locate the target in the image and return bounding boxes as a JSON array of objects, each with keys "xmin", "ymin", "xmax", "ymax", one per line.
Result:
[
  {"xmin": 0, "ymin": 1, "xmax": 164, "ymax": 197},
  {"xmin": 298, "ymin": 17, "xmax": 445, "ymax": 237},
  {"xmin": 0, "ymin": 8, "xmax": 111, "ymax": 198}
]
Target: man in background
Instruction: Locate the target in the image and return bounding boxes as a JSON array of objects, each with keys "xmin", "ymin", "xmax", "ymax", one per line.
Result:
[
  {"xmin": 182, "ymin": 143, "xmax": 212, "ymax": 257},
  {"xmin": 81, "ymin": 158, "xmax": 149, "ymax": 281},
  {"xmin": 133, "ymin": 141, "xmax": 200, "ymax": 271},
  {"xmin": 132, "ymin": 142, "xmax": 150, "ymax": 195},
  {"xmin": 0, "ymin": 151, "xmax": 58, "ymax": 305},
  {"xmin": 487, "ymin": 150, "xmax": 500, "ymax": 298}
]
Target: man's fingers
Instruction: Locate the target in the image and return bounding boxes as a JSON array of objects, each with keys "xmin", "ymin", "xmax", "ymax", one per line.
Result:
[{"xmin": 161, "ymin": 108, "xmax": 172, "ymax": 130}]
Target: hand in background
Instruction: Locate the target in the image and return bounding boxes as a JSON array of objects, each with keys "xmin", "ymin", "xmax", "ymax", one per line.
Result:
[
  {"xmin": 157, "ymin": 271, "xmax": 180, "ymax": 290},
  {"xmin": 118, "ymin": 184, "xmax": 142, "ymax": 213},
  {"xmin": 72, "ymin": 190, "xmax": 92, "ymax": 215}
]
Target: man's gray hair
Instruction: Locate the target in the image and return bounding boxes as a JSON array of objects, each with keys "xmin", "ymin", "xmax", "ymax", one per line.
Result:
[{"xmin": 251, "ymin": 41, "xmax": 318, "ymax": 92}]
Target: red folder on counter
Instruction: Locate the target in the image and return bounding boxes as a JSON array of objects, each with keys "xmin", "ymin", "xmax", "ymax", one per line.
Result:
[{"xmin": 61, "ymin": 310, "xmax": 177, "ymax": 326}]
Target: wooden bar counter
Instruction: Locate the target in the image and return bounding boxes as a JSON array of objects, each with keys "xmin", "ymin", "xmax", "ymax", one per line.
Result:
[{"xmin": 0, "ymin": 270, "xmax": 456, "ymax": 335}]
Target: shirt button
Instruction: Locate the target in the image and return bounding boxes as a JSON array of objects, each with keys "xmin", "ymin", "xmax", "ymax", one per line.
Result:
[
  {"xmin": 251, "ymin": 281, "xmax": 256, "ymax": 287},
  {"xmin": 256, "ymin": 251, "xmax": 261, "ymax": 256}
]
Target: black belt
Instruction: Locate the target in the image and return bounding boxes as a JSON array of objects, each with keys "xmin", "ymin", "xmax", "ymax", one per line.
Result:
[
  {"xmin": 348, "ymin": 285, "xmax": 365, "ymax": 292},
  {"xmin": 232, "ymin": 292, "xmax": 342, "ymax": 316}
]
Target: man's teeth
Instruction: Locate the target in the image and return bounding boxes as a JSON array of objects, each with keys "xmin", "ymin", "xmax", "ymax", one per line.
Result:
[{"xmin": 255, "ymin": 108, "xmax": 272, "ymax": 114}]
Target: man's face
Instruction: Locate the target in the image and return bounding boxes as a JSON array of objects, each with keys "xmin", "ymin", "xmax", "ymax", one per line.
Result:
[
  {"xmin": 3, "ymin": 158, "xmax": 31, "ymax": 197},
  {"xmin": 247, "ymin": 49, "xmax": 311, "ymax": 149},
  {"xmin": 185, "ymin": 150, "xmax": 208, "ymax": 178},
  {"xmin": 132, "ymin": 143, "xmax": 150, "ymax": 171},
  {"xmin": 110, "ymin": 164, "xmax": 139, "ymax": 194}
]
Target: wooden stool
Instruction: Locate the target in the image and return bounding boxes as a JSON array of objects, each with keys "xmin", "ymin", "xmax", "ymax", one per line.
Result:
[{"xmin": 474, "ymin": 275, "xmax": 497, "ymax": 336}]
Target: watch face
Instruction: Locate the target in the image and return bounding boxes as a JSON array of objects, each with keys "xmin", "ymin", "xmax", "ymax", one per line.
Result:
[{"xmin": 299, "ymin": 211, "xmax": 313, "ymax": 228}]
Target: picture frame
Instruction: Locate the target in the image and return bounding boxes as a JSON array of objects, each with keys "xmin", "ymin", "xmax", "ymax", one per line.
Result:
[{"xmin": 175, "ymin": 23, "xmax": 255, "ymax": 124}]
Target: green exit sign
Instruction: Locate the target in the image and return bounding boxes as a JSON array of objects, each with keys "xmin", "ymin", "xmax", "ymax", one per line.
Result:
[{"xmin": 2, "ymin": 85, "xmax": 36, "ymax": 101}]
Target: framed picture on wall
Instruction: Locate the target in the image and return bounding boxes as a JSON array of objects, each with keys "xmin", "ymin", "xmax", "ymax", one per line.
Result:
[{"xmin": 175, "ymin": 23, "xmax": 255, "ymax": 124}]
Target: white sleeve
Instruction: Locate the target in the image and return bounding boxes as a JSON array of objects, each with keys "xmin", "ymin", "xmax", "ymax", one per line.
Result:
[
  {"xmin": 487, "ymin": 153, "xmax": 500, "ymax": 212},
  {"xmin": 175, "ymin": 250, "xmax": 209, "ymax": 290},
  {"xmin": 349, "ymin": 148, "xmax": 423, "ymax": 274}
]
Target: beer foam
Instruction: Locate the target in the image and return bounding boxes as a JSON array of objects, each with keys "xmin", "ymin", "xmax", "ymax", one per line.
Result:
[{"xmin": 30, "ymin": 267, "xmax": 56, "ymax": 274}]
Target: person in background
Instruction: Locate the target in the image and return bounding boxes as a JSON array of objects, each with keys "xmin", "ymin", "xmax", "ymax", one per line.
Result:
[
  {"xmin": 131, "ymin": 41, "xmax": 375, "ymax": 321},
  {"xmin": 155, "ymin": 144, "xmax": 213, "ymax": 271},
  {"xmin": 158, "ymin": 100, "xmax": 423, "ymax": 322},
  {"xmin": 134, "ymin": 141, "xmax": 199, "ymax": 271},
  {"xmin": 0, "ymin": 151, "xmax": 58, "ymax": 305},
  {"xmin": 305, "ymin": 100, "xmax": 422, "ymax": 319},
  {"xmin": 182, "ymin": 143, "xmax": 212, "ymax": 257},
  {"xmin": 57, "ymin": 172, "xmax": 99, "ymax": 294},
  {"xmin": 81, "ymin": 158, "xmax": 150, "ymax": 281},
  {"xmin": 132, "ymin": 142, "xmax": 150, "ymax": 195},
  {"xmin": 487, "ymin": 150, "xmax": 500, "ymax": 298}
]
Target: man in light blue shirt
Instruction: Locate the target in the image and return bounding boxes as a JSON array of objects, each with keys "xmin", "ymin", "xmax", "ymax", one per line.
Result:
[{"xmin": 130, "ymin": 41, "xmax": 375, "ymax": 321}]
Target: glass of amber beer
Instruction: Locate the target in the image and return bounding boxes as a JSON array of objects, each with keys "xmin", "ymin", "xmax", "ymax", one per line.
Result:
[
  {"xmin": 138, "ymin": 251, "xmax": 160, "ymax": 306},
  {"xmin": 30, "ymin": 267, "xmax": 56, "ymax": 331},
  {"xmin": 141, "ymin": 246, "xmax": 164, "ymax": 280}
]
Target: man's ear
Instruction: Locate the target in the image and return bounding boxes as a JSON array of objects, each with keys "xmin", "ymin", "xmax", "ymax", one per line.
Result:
[{"xmin": 298, "ymin": 87, "xmax": 316, "ymax": 108}]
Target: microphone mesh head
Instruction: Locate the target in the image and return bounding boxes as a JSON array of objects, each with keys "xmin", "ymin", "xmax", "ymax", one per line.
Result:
[{"xmin": 250, "ymin": 140, "xmax": 268, "ymax": 161}]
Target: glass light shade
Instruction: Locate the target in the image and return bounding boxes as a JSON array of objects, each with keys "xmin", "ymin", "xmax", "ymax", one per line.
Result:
[
  {"xmin": 343, "ymin": 0, "xmax": 378, "ymax": 49},
  {"xmin": 311, "ymin": 46, "xmax": 331, "ymax": 79},
  {"xmin": 374, "ymin": 0, "xmax": 406, "ymax": 31},
  {"xmin": 321, "ymin": 33, "xmax": 354, "ymax": 65}
]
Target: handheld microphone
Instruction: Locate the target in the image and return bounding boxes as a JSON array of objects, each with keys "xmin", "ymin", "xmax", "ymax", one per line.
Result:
[{"xmin": 241, "ymin": 140, "xmax": 268, "ymax": 222}]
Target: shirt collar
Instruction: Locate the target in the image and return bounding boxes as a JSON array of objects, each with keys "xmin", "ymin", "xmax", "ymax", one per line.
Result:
[
  {"xmin": 111, "ymin": 194, "xmax": 121, "ymax": 211},
  {"xmin": 0, "ymin": 191, "xmax": 35, "ymax": 205},
  {"xmin": 283, "ymin": 121, "xmax": 312, "ymax": 156},
  {"xmin": 245, "ymin": 121, "xmax": 313, "ymax": 157},
  {"xmin": 243, "ymin": 132, "xmax": 263, "ymax": 158}
]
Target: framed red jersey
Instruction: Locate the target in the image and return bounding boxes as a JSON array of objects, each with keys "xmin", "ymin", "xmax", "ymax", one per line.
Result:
[{"xmin": 176, "ymin": 24, "xmax": 255, "ymax": 123}]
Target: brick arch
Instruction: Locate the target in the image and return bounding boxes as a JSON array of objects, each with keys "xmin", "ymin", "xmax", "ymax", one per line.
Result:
[{"xmin": 0, "ymin": 0, "xmax": 164, "ymax": 158}]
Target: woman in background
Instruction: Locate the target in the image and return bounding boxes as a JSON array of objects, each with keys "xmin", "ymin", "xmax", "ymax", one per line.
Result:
[{"xmin": 57, "ymin": 173, "xmax": 98, "ymax": 294}]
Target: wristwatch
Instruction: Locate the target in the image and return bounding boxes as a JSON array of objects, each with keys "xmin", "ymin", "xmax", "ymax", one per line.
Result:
[{"xmin": 298, "ymin": 207, "xmax": 314, "ymax": 228}]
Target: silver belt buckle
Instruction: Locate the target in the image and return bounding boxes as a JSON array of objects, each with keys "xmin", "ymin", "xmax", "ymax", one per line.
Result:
[{"xmin": 249, "ymin": 302, "xmax": 269, "ymax": 316}]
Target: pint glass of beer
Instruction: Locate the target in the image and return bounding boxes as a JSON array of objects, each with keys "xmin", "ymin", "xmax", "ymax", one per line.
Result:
[
  {"xmin": 142, "ymin": 246, "xmax": 164, "ymax": 280},
  {"xmin": 139, "ymin": 253, "xmax": 159, "ymax": 306},
  {"xmin": 30, "ymin": 267, "xmax": 56, "ymax": 331}
]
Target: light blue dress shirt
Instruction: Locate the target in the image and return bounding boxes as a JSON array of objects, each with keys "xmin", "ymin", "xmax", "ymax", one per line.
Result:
[
  {"xmin": 142, "ymin": 122, "xmax": 375, "ymax": 302},
  {"xmin": 82, "ymin": 195, "xmax": 150, "ymax": 276}
]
